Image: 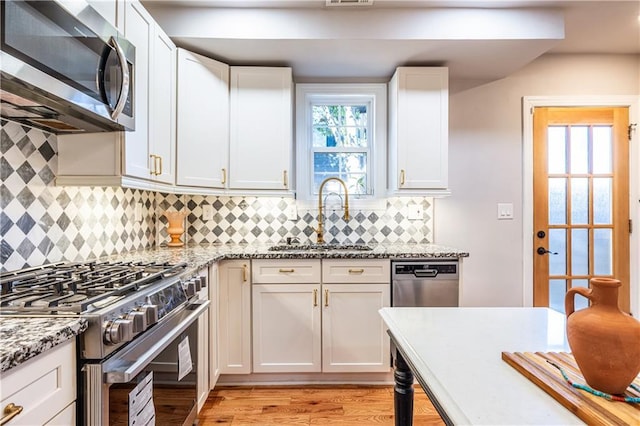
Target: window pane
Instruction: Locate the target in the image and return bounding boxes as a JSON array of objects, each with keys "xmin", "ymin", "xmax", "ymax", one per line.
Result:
[
  {"xmin": 570, "ymin": 178, "xmax": 588, "ymax": 224},
  {"xmin": 549, "ymin": 279, "xmax": 566, "ymax": 314},
  {"xmin": 313, "ymin": 152, "xmax": 368, "ymax": 195},
  {"xmin": 547, "ymin": 127, "xmax": 566, "ymax": 174},
  {"xmin": 312, "ymin": 105, "xmax": 368, "ymax": 148},
  {"xmin": 592, "ymin": 126, "xmax": 612, "ymax": 174},
  {"xmin": 593, "ymin": 178, "xmax": 612, "ymax": 225},
  {"xmin": 548, "ymin": 178, "xmax": 566, "ymax": 225},
  {"xmin": 571, "ymin": 228, "xmax": 588, "ymax": 276},
  {"xmin": 312, "ymin": 125, "xmax": 367, "ymax": 148},
  {"xmin": 549, "ymin": 229, "xmax": 566, "ymax": 276},
  {"xmin": 593, "ymin": 228, "xmax": 612, "ymax": 275},
  {"xmin": 570, "ymin": 126, "xmax": 588, "ymax": 174}
]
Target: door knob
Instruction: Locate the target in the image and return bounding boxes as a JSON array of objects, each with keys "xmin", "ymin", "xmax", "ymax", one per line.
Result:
[
  {"xmin": 537, "ymin": 247, "xmax": 558, "ymax": 255},
  {"xmin": 536, "ymin": 230, "xmax": 546, "ymax": 239}
]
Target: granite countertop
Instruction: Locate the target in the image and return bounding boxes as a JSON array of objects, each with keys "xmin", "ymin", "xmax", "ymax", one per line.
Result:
[
  {"xmin": 104, "ymin": 242, "xmax": 470, "ymax": 273},
  {"xmin": 0, "ymin": 317, "xmax": 88, "ymax": 373}
]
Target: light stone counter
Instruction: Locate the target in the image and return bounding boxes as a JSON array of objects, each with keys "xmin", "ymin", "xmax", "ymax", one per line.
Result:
[{"xmin": 380, "ymin": 307, "xmax": 583, "ymax": 425}]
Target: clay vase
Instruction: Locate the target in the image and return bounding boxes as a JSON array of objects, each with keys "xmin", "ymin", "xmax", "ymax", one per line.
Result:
[
  {"xmin": 163, "ymin": 210, "xmax": 187, "ymax": 247},
  {"xmin": 565, "ymin": 277, "xmax": 640, "ymax": 395}
]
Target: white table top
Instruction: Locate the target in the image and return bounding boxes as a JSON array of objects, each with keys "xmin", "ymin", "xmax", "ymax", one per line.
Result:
[{"xmin": 379, "ymin": 307, "xmax": 584, "ymax": 425}]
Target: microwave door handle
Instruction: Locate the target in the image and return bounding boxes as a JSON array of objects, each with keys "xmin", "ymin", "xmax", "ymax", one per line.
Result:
[{"xmin": 108, "ymin": 36, "xmax": 130, "ymax": 120}]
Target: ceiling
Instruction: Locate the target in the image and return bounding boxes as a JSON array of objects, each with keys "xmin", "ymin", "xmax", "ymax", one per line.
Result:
[{"xmin": 142, "ymin": 0, "xmax": 640, "ymax": 87}]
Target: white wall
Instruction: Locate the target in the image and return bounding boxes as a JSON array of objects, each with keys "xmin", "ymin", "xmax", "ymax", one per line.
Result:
[{"xmin": 436, "ymin": 53, "xmax": 640, "ymax": 310}]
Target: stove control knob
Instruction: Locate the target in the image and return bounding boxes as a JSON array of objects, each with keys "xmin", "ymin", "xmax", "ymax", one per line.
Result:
[
  {"xmin": 126, "ymin": 310, "xmax": 147, "ymax": 333},
  {"xmin": 194, "ymin": 277, "xmax": 202, "ymax": 292},
  {"xmin": 104, "ymin": 318, "xmax": 133, "ymax": 345},
  {"xmin": 140, "ymin": 304, "xmax": 159, "ymax": 326},
  {"xmin": 183, "ymin": 280, "xmax": 196, "ymax": 297},
  {"xmin": 198, "ymin": 276, "xmax": 207, "ymax": 289}
]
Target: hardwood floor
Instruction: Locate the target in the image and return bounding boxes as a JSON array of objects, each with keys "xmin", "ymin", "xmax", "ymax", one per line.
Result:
[{"xmin": 198, "ymin": 385, "xmax": 445, "ymax": 425}]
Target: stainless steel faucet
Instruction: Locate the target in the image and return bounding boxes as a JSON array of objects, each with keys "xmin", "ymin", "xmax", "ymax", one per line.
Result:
[{"xmin": 316, "ymin": 177, "xmax": 349, "ymax": 244}]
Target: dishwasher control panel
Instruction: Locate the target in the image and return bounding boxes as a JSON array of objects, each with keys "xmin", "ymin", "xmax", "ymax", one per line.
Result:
[{"xmin": 393, "ymin": 263, "xmax": 457, "ymax": 275}]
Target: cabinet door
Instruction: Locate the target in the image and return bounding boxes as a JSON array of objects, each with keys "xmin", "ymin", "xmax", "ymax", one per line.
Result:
[
  {"xmin": 252, "ymin": 284, "xmax": 321, "ymax": 373},
  {"xmin": 197, "ymin": 308, "xmax": 209, "ymax": 412},
  {"xmin": 177, "ymin": 49, "xmax": 229, "ymax": 188},
  {"xmin": 218, "ymin": 260, "xmax": 251, "ymax": 374},
  {"xmin": 148, "ymin": 25, "xmax": 176, "ymax": 184},
  {"xmin": 389, "ymin": 67, "xmax": 448, "ymax": 191},
  {"xmin": 229, "ymin": 67, "xmax": 292, "ymax": 190},
  {"xmin": 322, "ymin": 283, "xmax": 391, "ymax": 373},
  {"xmin": 208, "ymin": 263, "xmax": 220, "ymax": 388},
  {"xmin": 122, "ymin": 0, "xmax": 152, "ymax": 179}
]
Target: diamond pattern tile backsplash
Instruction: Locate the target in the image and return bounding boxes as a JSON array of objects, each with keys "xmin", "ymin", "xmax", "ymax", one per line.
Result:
[{"xmin": 1, "ymin": 119, "xmax": 433, "ymax": 272}]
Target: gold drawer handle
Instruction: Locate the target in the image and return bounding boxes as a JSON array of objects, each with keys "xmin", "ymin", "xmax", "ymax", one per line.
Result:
[
  {"xmin": 324, "ymin": 289, "xmax": 329, "ymax": 307},
  {"xmin": 313, "ymin": 289, "xmax": 318, "ymax": 307},
  {"xmin": 279, "ymin": 268, "xmax": 295, "ymax": 273},
  {"xmin": 242, "ymin": 264, "xmax": 248, "ymax": 282},
  {"xmin": 348, "ymin": 268, "xmax": 364, "ymax": 274},
  {"xmin": 1, "ymin": 403, "xmax": 23, "ymax": 425}
]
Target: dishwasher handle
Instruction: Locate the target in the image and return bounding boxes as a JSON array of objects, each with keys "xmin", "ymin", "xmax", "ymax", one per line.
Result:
[{"xmin": 413, "ymin": 269, "xmax": 438, "ymax": 278}]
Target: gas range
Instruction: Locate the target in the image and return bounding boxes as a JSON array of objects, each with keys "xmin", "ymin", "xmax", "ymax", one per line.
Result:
[{"xmin": 0, "ymin": 260, "xmax": 206, "ymax": 359}]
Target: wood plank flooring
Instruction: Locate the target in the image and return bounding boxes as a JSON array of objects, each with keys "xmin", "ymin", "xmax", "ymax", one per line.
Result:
[{"xmin": 197, "ymin": 385, "xmax": 445, "ymax": 425}]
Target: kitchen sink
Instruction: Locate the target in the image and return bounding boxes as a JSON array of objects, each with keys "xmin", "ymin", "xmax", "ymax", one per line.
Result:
[{"xmin": 268, "ymin": 243, "xmax": 373, "ymax": 252}]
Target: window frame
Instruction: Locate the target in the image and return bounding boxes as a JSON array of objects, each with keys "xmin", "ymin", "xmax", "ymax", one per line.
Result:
[{"xmin": 295, "ymin": 83, "xmax": 387, "ymax": 208}]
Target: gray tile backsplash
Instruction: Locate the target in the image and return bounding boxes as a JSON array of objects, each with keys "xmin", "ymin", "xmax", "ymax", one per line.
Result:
[{"xmin": 1, "ymin": 120, "xmax": 433, "ymax": 272}]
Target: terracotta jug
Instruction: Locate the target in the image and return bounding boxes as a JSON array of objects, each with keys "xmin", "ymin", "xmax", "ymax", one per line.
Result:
[
  {"xmin": 163, "ymin": 210, "xmax": 187, "ymax": 247},
  {"xmin": 565, "ymin": 277, "xmax": 640, "ymax": 395}
]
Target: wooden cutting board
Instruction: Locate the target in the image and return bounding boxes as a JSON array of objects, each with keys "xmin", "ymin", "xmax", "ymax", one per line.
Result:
[{"xmin": 501, "ymin": 351, "xmax": 640, "ymax": 426}]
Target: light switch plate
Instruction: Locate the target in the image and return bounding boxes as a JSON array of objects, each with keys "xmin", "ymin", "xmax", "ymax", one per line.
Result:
[
  {"xmin": 202, "ymin": 205, "xmax": 213, "ymax": 221},
  {"xmin": 135, "ymin": 203, "xmax": 143, "ymax": 222},
  {"xmin": 497, "ymin": 203, "xmax": 514, "ymax": 220},
  {"xmin": 286, "ymin": 204, "xmax": 298, "ymax": 221},
  {"xmin": 408, "ymin": 205, "xmax": 424, "ymax": 220}
]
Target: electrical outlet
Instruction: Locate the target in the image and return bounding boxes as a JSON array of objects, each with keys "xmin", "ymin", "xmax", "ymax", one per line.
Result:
[
  {"xmin": 497, "ymin": 203, "xmax": 514, "ymax": 220},
  {"xmin": 202, "ymin": 205, "xmax": 213, "ymax": 221},
  {"xmin": 408, "ymin": 205, "xmax": 424, "ymax": 220},
  {"xmin": 286, "ymin": 204, "xmax": 298, "ymax": 221},
  {"xmin": 135, "ymin": 203, "xmax": 143, "ymax": 222}
]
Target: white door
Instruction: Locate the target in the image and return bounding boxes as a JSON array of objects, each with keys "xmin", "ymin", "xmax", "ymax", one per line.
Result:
[
  {"xmin": 322, "ymin": 284, "xmax": 391, "ymax": 373},
  {"xmin": 252, "ymin": 284, "xmax": 321, "ymax": 373},
  {"xmin": 218, "ymin": 261, "xmax": 251, "ymax": 374}
]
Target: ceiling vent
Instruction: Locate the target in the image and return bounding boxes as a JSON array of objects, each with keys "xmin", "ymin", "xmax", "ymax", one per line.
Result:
[{"xmin": 326, "ymin": 0, "xmax": 374, "ymax": 6}]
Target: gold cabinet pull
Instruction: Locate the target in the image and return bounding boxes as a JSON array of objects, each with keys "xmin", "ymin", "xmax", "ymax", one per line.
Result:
[
  {"xmin": 313, "ymin": 288, "xmax": 318, "ymax": 307},
  {"xmin": 324, "ymin": 289, "xmax": 329, "ymax": 307},
  {"xmin": 221, "ymin": 168, "xmax": 227, "ymax": 185},
  {"xmin": 400, "ymin": 169, "xmax": 406, "ymax": 186},
  {"xmin": 279, "ymin": 268, "xmax": 295, "ymax": 273},
  {"xmin": 242, "ymin": 264, "xmax": 248, "ymax": 282},
  {"xmin": 348, "ymin": 268, "xmax": 364, "ymax": 274},
  {"xmin": 1, "ymin": 403, "xmax": 23, "ymax": 425},
  {"xmin": 157, "ymin": 155, "xmax": 163, "ymax": 175},
  {"xmin": 149, "ymin": 154, "xmax": 157, "ymax": 175},
  {"xmin": 283, "ymin": 170, "xmax": 288, "ymax": 187}
]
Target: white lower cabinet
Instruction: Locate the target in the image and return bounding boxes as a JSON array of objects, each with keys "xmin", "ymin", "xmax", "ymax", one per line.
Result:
[
  {"xmin": 218, "ymin": 260, "xmax": 252, "ymax": 374},
  {"xmin": 196, "ymin": 267, "xmax": 210, "ymax": 412},
  {"xmin": 208, "ymin": 263, "xmax": 221, "ymax": 389},
  {"xmin": 0, "ymin": 339, "xmax": 76, "ymax": 426},
  {"xmin": 251, "ymin": 259, "xmax": 391, "ymax": 374}
]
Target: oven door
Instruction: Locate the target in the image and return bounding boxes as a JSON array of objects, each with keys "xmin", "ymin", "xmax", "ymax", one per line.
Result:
[{"xmin": 82, "ymin": 300, "xmax": 209, "ymax": 426}]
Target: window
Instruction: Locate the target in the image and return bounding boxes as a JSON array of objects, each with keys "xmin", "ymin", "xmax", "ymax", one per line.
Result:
[{"xmin": 296, "ymin": 84, "xmax": 387, "ymax": 205}]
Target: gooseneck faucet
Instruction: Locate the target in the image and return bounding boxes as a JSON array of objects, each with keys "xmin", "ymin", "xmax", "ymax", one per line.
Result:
[{"xmin": 316, "ymin": 177, "xmax": 349, "ymax": 244}]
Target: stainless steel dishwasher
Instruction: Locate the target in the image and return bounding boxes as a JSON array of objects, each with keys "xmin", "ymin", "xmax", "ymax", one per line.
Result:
[{"xmin": 391, "ymin": 259, "xmax": 459, "ymax": 307}]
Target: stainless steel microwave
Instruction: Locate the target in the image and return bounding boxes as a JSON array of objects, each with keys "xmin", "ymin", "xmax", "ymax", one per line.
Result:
[{"xmin": 0, "ymin": 0, "xmax": 135, "ymax": 134}]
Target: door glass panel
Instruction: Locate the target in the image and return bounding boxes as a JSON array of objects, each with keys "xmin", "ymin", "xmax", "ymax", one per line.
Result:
[
  {"xmin": 570, "ymin": 126, "xmax": 589, "ymax": 174},
  {"xmin": 592, "ymin": 126, "xmax": 612, "ymax": 174},
  {"xmin": 549, "ymin": 229, "xmax": 566, "ymax": 275},
  {"xmin": 570, "ymin": 178, "xmax": 589, "ymax": 224},
  {"xmin": 548, "ymin": 178, "xmax": 567, "ymax": 225},
  {"xmin": 594, "ymin": 229, "xmax": 612, "ymax": 275},
  {"xmin": 571, "ymin": 279, "xmax": 590, "ymax": 311},
  {"xmin": 571, "ymin": 229, "xmax": 589, "ymax": 276},
  {"xmin": 549, "ymin": 279, "xmax": 566, "ymax": 314},
  {"xmin": 547, "ymin": 127, "xmax": 566, "ymax": 174},
  {"xmin": 593, "ymin": 178, "xmax": 612, "ymax": 225}
]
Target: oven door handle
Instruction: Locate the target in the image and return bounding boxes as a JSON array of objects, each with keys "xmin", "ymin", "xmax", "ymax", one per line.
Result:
[{"xmin": 102, "ymin": 300, "xmax": 209, "ymax": 383}]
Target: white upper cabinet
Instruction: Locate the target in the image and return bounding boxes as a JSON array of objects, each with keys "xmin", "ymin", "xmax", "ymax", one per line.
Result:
[
  {"xmin": 229, "ymin": 67, "xmax": 292, "ymax": 191},
  {"xmin": 176, "ymin": 49, "xmax": 229, "ymax": 188},
  {"xmin": 388, "ymin": 67, "xmax": 449, "ymax": 194}
]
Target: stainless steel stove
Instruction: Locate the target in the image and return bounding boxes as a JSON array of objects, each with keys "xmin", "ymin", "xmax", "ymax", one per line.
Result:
[{"xmin": 0, "ymin": 260, "xmax": 210, "ymax": 425}]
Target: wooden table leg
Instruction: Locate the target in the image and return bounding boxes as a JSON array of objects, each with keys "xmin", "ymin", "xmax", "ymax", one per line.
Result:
[{"xmin": 394, "ymin": 349, "xmax": 414, "ymax": 426}]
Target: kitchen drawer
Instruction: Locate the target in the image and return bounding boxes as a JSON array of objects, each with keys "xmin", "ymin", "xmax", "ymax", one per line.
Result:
[
  {"xmin": 322, "ymin": 259, "xmax": 390, "ymax": 283},
  {"xmin": 252, "ymin": 259, "xmax": 321, "ymax": 283},
  {"xmin": 0, "ymin": 339, "xmax": 76, "ymax": 426}
]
